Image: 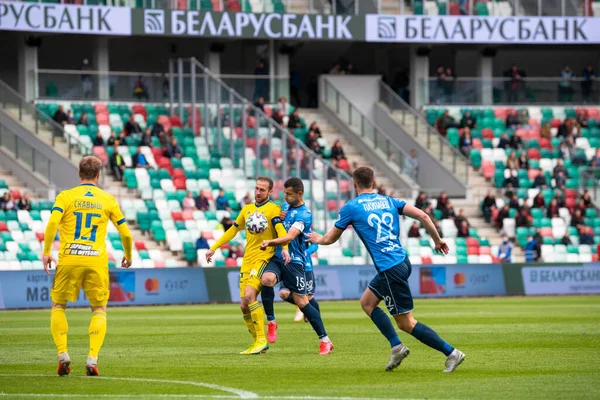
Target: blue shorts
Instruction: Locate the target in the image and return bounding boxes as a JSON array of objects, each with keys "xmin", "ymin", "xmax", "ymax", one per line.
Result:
[
  {"xmin": 265, "ymin": 258, "xmax": 308, "ymax": 295},
  {"xmin": 368, "ymin": 258, "xmax": 413, "ymax": 315},
  {"xmin": 282, "ymin": 270, "xmax": 315, "ymax": 295}
]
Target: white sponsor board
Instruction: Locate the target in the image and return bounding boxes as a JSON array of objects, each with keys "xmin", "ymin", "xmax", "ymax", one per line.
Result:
[
  {"xmin": 0, "ymin": 1, "xmax": 131, "ymax": 35},
  {"xmin": 366, "ymin": 15, "xmax": 600, "ymax": 44},
  {"xmin": 522, "ymin": 265, "xmax": 600, "ymax": 295}
]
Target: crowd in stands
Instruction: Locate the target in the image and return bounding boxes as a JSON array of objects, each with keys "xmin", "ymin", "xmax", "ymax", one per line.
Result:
[{"xmin": 0, "ymin": 192, "xmax": 31, "ymax": 212}]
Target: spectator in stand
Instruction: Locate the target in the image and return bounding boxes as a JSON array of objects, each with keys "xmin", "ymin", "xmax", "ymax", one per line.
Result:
[
  {"xmin": 518, "ymin": 151, "xmax": 529, "ymax": 169},
  {"xmin": 508, "ymin": 193, "xmax": 520, "ymax": 209},
  {"xmin": 457, "ymin": 220, "xmax": 470, "ymax": 238},
  {"xmin": 558, "ymin": 65, "xmax": 575, "ymax": 103},
  {"xmin": 306, "ymin": 131, "xmax": 322, "ymax": 155},
  {"xmin": 106, "ymin": 131, "xmax": 117, "ymax": 147},
  {"xmin": 504, "ymin": 64, "xmax": 526, "ymax": 104},
  {"xmin": 0, "ymin": 192, "xmax": 13, "ymax": 211},
  {"xmin": 132, "ymin": 147, "xmax": 149, "ymax": 169},
  {"xmin": 287, "ymin": 110, "xmax": 302, "ymax": 129},
  {"xmin": 546, "ymin": 198, "xmax": 560, "ymax": 218},
  {"xmin": 330, "ymin": 140, "xmax": 346, "ymax": 160},
  {"xmin": 66, "ymin": 110, "xmax": 76, "ymax": 125},
  {"xmin": 195, "ymin": 191, "xmax": 210, "ymax": 211},
  {"xmin": 497, "ymin": 235, "xmax": 513, "ymax": 262},
  {"xmin": 555, "ymin": 171, "xmax": 567, "ymax": 189},
  {"xmin": 454, "ymin": 209, "xmax": 468, "ymax": 229},
  {"xmin": 109, "ymin": 144, "xmax": 125, "ymax": 181},
  {"xmin": 214, "ymin": 109, "xmax": 231, "ymax": 127},
  {"xmin": 577, "ymin": 111, "xmax": 589, "ymax": 128},
  {"xmin": 557, "ymin": 118, "xmax": 575, "ymax": 138},
  {"xmin": 166, "ymin": 138, "xmax": 183, "ymax": 159},
  {"xmin": 533, "ymin": 172, "xmax": 547, "ymax": 189},
  {"xmin": 434, "ymin": 65, "xmax": 446, "ymax": 102},
  {"xmin": 221, "ymin": 216, "xmax": 233, "ymax": 231},
  {"xmin": 17, "ymin": 193, "xmax": 31, "ymax": 211},
  {"xmin": 443, "ymin": 67, "xmax": 456, "ymax": 102},
  {"xmin": 576, "ymin": 199, "xmax": 588, "ymax": 215},
  {"xmin": 590, "ymin": 149, "xmax": 600, "ymax": 167},
  {"xmin": 532, "ymin": 193, "xmax": 545, "ymax": 209},
  {"xmin": 442, "ymin": 201, "xmax": 456, "ymax": 220},
  {"xmin": 329, "ymin": 63, "xmax": 342, "ymax": 75},
  {"xmin": 133, "ymin": 76, "xmax": 149, "ymax": 101},
  {"xmin": 182, "ymin": 192, "xmax": 195, "ymax": 212},
  {"xmin": 415, "ymin": 192, "xmax": 430, "ymax": 210},
  {"xmin": 240, "ymin": 192, "xmax": 252, "ymax": 209},
  {"xmin": 579, "ymin": 227, "xmax": 594, "ymax": 245},
  {"xmin": 196, "ymin": 235, "xmax": 210, "ymax": 250},
  {"xmin": 460, "ymin": 111, "xmax": 476, "ymax": 129},
  {"xmin": 541, "ymin": 122, "xmax": 552, "ymax": 139},
  {"xmin": 151, "ymin": 121, "xmax": 164, "ymax": 137},
  {"xmin": 404, "ymin": 149, "xmax": 420, "ymax": 181},
  {"xmin": 561, "ymin": 137, "xmax": 577, "ymax": 159},
  {"xmin": 506, "ymin": 151, "xmax": 519, "ymax": 170},
  {"xmin": 481, "ymin": 190, "xmax": 496, "ymax": 223},
  {"xmin": 158, "ymin": 131, "xmax": 168, "ymax": 148},
  {"xmin": 459, "ymin": 128, "xmax": 473, "ymax": 157},
  {"xmin": 516, "ymin": 207, "xmax": 532, "ymax": 228},
  {"xmin": 125, "ymin": 115, "xmax": 142, "ymax": 137},
  {"xmin": 141, "ymin": 128, "xmax": 153, "ymax": 147},
  {"xmin": 554, "ymin": 190, "xmax": 566, "ymax": 208},
  {"xmin": 570, "ymin": 209, "xmax": 585, "ymax": 229},
  {"xmin": 504, "ymin": 183, "xmax": 516, "ymax": 199},
  {"xmin": 308, "ymin": 122, "xmax": 322, "ymax": 137},
  {"xmin": 497, "ymin": 133, "xmax": 511, "ymax": 149},
  {"xmin": 229, "ymin": 243, "xmax": 244, "ymax": 259},
  {"xmin": 254, "ymin": 97, "xmax": 265, "ymax": 114},
  {"xmin": 327, "ymin": 159, "xmax": 339, "ymax": 179},
  {"xmin": 52, "ymin": 105, "xmax": 68, "ymax": 126},
  {"xmin": 581, "ymin": 64, "xmax": 596, "ymax": 103},
  {"xmin": 117, "ymin": 132, "xmax": 129, "ymax": 146},
  {"xmin": 560, "ymin": 230, "xmax": 572, "ymax": 245},
  {"xmin": 553, "ymin": 159, "xmax": 568, "ymax": 178},
  {"xmin": 77, "ymin": 111, "xmax": 89, "ymax": 127},
  {"xmin": 277, "ymin": 97, "xmax": 291, "ymax": 116},
  {"xmin": 272, "ymin": 111, "xmax": 284, "ymax": 129},
  {"xmin": 253, "ymin": 60, "xmax": 269, "ymax": 100},
  {"xmin": 436, "ymin": 192, "xmax": 449, "ymax": 214},
  {"xmin": 215, "ymin": 190, "xmax": 230, "ymax": 211},
  {"xmin": 506, "ymin": 110, "xmax": 519, "ymax": 130},
  {"xmin": 517, "ymin": 109, "xmax": 530, "ymax": 127},
  {"xmin": 524, "ymin": 235, "xmax": 539, "ymax": 262},
  {"xmin": 345, "ymin": 64, "xmax": 356, "ymax": 75},
  {"xmin": 92, "ymin": 132, "xmax": 104, "ymax": 147},
  {"xmin": 509, "ymin": 133, "xmax": 523, "ymax": 149},
  {"xmin": 436, "ymin": 110, "xmax": 456, "ymax": 137},
  {"xmin": 258, "ymin": 139, "xmax": 270, "ymax": 160},
  {"xmin": 407, "ymin": 222, "xmax": 421, "ymax": 238},
  {"xmin": 377, "ymin": 185, "xmax": 387, "ymax": 196},
  {"xmin": 503, "ymin": 170, "xmax": 519, "ymax": 188},
  {"xmin": 496, "ymin": 205, "xmax": 510, "ymax": 229},
  {"xmin": 582, "ymin": 190, "xmax": 592, "ymax": 207}
]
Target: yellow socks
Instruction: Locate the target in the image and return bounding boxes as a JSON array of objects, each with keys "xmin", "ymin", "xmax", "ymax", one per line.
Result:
[
  {"xmin": 88, "ymin": 311, "xmax": 107, "ymax": 358},
  {"xmin": 50, "ymin": 307, "xmax": 68, "ymax": 354},
  {"xmin": 243, "ymin": 313, "xmax": 257, "ymax": 342},
  {"xmin": 249, "ymin": 301, "xmax": 266, "ymax": 341}
]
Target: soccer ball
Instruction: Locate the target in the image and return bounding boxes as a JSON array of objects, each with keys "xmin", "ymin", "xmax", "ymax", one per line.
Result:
[{"xmin": 246, "ymin": 212, "xmax": 268, "ymax": 234}]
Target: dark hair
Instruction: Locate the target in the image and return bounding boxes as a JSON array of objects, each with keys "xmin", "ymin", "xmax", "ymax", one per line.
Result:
[
  {"xmin": 257, "ymin": 176, "xmax": 274, "ymax": 190},
  {"xmin": 284, "ymin": 177, "xmax": 304, "ymax": 193},
  {"xmin": 352, "ymin": 166, "xmax": 375, "ymax": 189},
  {"xmin": 79, "ymin": 156, "xmax": 102, "ymax": 180}
]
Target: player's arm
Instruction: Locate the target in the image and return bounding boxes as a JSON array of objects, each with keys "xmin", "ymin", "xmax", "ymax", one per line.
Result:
[
  {"xmin": 261, "ymin": 225, "xmax": 300, "ymax": 248},
  {"xmin": 306, "ymin": 242, "xmax": 319, "ymax": 255},
  {"xmin": 402, "ymin": 204, "xmax": 449, "ymax": 254},
  {"xmin": 42, "ymin": 194, "xmax": 66, "ymax": 275},
  {"xmin": 307, "ymin": 203, "xmax": 350, "ymax": 246},
  {"xmin": 205, "ymin": 212, "xmax": 244, "ymax": 263},
  {"xmin": 110, "ymin": 199, "xmax": 133, "ymax": 268}
]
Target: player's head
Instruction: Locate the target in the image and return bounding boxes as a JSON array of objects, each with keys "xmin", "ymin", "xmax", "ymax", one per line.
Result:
[
  {"xmin": 283, "ymin": 177, "xmax": 304, "ymax": 207},
  {"xmin": 255, "ymin": 176, "xmax": 274, "ymax": 204},
  {"xmin": 79, "ymin": 156, "xmax": 102, "ymax": 184},
  {"xmin": 352, "ymin": 166, "xmax": 376, "ymax": 193}
]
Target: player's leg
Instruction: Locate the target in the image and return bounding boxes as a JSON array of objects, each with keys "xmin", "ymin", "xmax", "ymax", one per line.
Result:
[
  {"xmin": 261, "ymin": 259, "xmax": 284, "ymax": 344},
  {"xmin": 50, "ymin": 264, "xmax": 78, "ymax": 376},
  {"xmin": 239, "ymin": 272, "xmax": 257, "ymax": 347},
  {"xmin": 82, "ymin": 266, "xmax": 110, "ymax": 376},
  {"xmin": 306, "ymin": 271, "xmax": 320, "ymax": 320},
  {"xmin": 243, "ymin": 282, "xmax": 269, "ymax": 355},
  {"xmin": 364, "ymin": 272, "xmax": 411, "ymax": 371}
]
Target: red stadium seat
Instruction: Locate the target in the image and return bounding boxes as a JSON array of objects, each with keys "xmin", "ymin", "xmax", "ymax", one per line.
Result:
[
  {"xmin": 327, "ymin": 201, "xmax": 338, "ymax": 211},
  {"xmin": 202, "ymin": 231, "xmax": 214, "ymax": 240},
  {"xmin": 482, "ymin": 160, "xmax": 495, "ymax": 179},
  {"xmin": 482, "ymin": 128, "xmax": 494, "ymax": 139},
  {"xmin": 551, "ymin": 118, "xmax": 561, "ymax": 128},
  {"xmin": 35, "ymin": 232, "xmax": 44, "ymax": 242},
  {"xmin": 234, "ymin": 128, "xmax": 243, "ymax": 138},
  {"xmin": 247, "ymin": 116, "xmax": 256, "ymax": 128},
  {"xmin": 154, "ymin": 260, "xmax": 166, "ymax": 268},
  {"xmin": 172, "ymin": 169, "xmax": 185, "ymax": 179},
  {"xmin": 9, "ymin": 189, "xmax": 21, "ymax": 201},
  {"xmin": 96, "ymin": 114, "xmax": 109, "ymax": 125},
  {"xmin": 421, "ymin": 256, "xmax": 432, "ymax": 264},
  {"xmin": 159, "ymin": 158, "xmax": 172, "ymax": 170},
  {"xmin": 338, "ymin": 159, "xmax": 350, "ymax": 171},
  {"xmin": 173, "ymin": 178, "xmax": 187, "ymax": 191},
  {"xmin": 527, "ymin": 149, "xmax": 541, "ymax": 160},
  {"xmin": 565, "ymin": 189, "xmax": 577, "ymax": 199},
  {"xmin": 152, "ymin": 148, "xmax": 164, "ymax": 159},
  {"xmin": 169, "ymin": 116, "xmax": 183, "ymax": 128},
  {"xmin": 134, "ymin": 241, "xmax": 147, "ymax": 251},
  {"xmin": 592, "ymin": 254, "xmax": 599, "ymax": 262},
  {"xmin": 466, "ymin": 237, "xmax": 479, "ymax": 247},
  {"xmin": 172, "ymin": 212, "xmax": 183, "ymax": 221},
  {"xmin": 264, "ymin": 106, "xmax": 273, "ymax": 117},
  {"xmin": 467, "ymin": 246, "xmax": 480, "ymax": 255},
  {"xmin": 539, "ymin": 138, "xmax": 551, "ymax": 149},
  {"xmin": 0, "ymin": 222, "xmax": 7, "ymax": 232},
  {"xmin": 540, "ymin": 227, "xmax": 553, "ymax": 237},
  {"xmin": 182, "ymin": 211, "xmax": 193, "ymax": 221},
  {"xmin": 226, "ymin": 258, "xmax": 238, "ymax": 267},
  {"xmin": 479, "ymin": 246, "xmax": 491, "ymax": 255},
  {"xmin": 94, "ymin": 103, "xmax": 108, "ymax": 113},
  {"xmin": 472, "ymin": 138, "xmax": 483, "ymax": 149},
  {"xmin": 528, "ymin": 169, "xmax": 540, "ymax": 180},
  {"xmin": 132, "ymin": 105, "xmax": 147, "ymax": 119},
  {"xmin": 449, "ymin": 2, "xmax": 460, "ymax": 14}
]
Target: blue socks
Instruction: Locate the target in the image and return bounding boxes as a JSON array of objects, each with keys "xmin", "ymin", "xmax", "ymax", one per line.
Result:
[
  {"xmin": 262, "ymin": 286, "xmax": 275, "ymax": 322},
  {"xmin": 309, "ymin": 298, "xmax": 320, "ymax": 314},
  {"xmin": 300, "ymin": 303, "xmax": 327, "ymax": 339},
  {"xmin": 410, "ymin": 322, "xmax": 454, "ymax": 356},
  {"xmin": 370, "ymin": 307, "xmax": 401, "ymax": 348},
  {"xmin": 283, "ymin": 294, "xmax": 295, "ymax": 305}
]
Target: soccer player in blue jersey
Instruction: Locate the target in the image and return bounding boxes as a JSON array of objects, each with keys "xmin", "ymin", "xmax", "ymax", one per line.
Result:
[
  {"xmin": 260, "ymin": 177, "xmax": 333, "ymax": 355},
  {"xmin": 308, "ymin": 167, "xmax": 465, "ymax": 371}
]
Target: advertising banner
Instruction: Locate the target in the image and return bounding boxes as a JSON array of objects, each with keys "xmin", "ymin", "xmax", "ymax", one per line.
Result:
[
  {"xmin": 521, "ymin": 264, "xmax": 600, "ymax": 295},
  {"xmin": 409, "ymin": 264, "xmax": 507, "ymax": 297},
  {"xmin": 132, "ymin": 9, "xmax": 361, "ymax": 40},
  {"xmin": 365, "ymin": 15, "xmax": 600, "ymax": 44},
  {"xmin": 0, "ymin": 1, "xmax": 131, "ymax": 35},
  {"xmin": 0, "ymin": 268, "xmax": 208, "ymax": 309}
]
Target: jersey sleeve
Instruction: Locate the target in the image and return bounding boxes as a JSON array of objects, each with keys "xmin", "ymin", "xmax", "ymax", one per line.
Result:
[
  {"xmin": 269, "ymin": 204, "xmax": 283, "ymax": 227},
  {"xmin": 51, "ymin": 192, "xmax": 68, "ymax": 216},
  {"xmin": 234, "ymin": 206, "xmax": 247, "ymax": 228},
  {"xmin": 291, "ymin": 209, "xmax": 311, "ymax": 232},
  {"xmin": 109, "ymin": 196, "xmax": 127, "ymax": 226},
  {"xmin": 392, "ymin": 198, "xmax": 407, "ymax": 215},
  {"xmin": 334, "ymin": 203, "xmax": 353, "ymax": 230}
]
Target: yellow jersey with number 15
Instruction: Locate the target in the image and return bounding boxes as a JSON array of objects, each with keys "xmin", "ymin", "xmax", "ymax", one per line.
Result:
[{"xmin": 49, "ymin": 184, "xmax": 126, "ymax": 267}]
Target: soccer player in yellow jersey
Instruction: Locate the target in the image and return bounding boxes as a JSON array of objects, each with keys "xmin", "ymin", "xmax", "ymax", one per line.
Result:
[
  {"xmin": 205, "ymin": 176, "xmax": 290, "ymax": 355},
  {"xmin": 42, "ymin": 156, "xmax": 133, "ymax": 377}
]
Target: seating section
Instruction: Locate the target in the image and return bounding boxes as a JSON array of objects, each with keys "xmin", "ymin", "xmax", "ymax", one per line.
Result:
[
  {"xmin": 416, "ymin": 0, "xmax": 513, "ymax": 16},
  {"xmin": 426, "ymin": 105, "xmax": 600, "ymax": 261}
]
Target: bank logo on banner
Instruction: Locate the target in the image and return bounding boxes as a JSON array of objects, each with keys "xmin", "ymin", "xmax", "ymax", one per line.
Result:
[
  {"xmin": 377, "ymin": 16, "xmax": 397, "ymax": 39},
  {"xmin": 144, "ymin": 9, "xmax": 164, "ymax": 34},
  {"xmin": 522, "ymin": 265, "xmax": 600, "ymax": 295}
]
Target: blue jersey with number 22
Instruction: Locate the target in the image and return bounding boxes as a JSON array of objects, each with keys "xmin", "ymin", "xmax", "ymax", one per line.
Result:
[{"xmin": 335, "ymin": 193, "xmax": 407, "ymax": 273}]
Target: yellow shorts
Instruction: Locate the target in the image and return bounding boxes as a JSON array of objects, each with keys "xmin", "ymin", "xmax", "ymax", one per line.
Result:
[
  {"xmin": 51, "ymin": 264, "xmax": 110, "ymax": 307},
  {"xmin": 239, "ymin": 259, "xmax": 269, "ymax": 299}
]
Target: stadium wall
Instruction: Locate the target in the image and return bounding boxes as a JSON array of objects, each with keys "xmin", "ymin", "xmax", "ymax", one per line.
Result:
[{"xmin": 2, "ymin": 264, "xmax": 599, "ymax": 310}]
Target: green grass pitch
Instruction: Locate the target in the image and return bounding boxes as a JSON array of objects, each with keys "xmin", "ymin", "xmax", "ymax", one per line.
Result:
[{"xmin": 1, "ymin": 296, "xmax": 599, "ymax": 399}]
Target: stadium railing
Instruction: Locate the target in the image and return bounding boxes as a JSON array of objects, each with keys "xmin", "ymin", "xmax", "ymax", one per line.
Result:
[
  {"xmin": 422, "ymin": 77, "xmax": 600, "ymax": 106},
  {"xmin": 379, "ymin": 81, "xmax": 469, "ymax": 183},
  {"xmin": 37, "ymin": 69, "xmax": 289, "ymax": 105},
  {"xmin": 321, "ymin": 77, "xmax": 414, "ymax": 182}
]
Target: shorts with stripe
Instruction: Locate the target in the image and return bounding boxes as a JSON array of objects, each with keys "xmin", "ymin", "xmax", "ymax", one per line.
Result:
[
  {"xmin": 239, "ymin": 259, "xmax": 269, "ymax": 299},
  {"xmin": 368, "ymin": 258, "xmax": 413, "ymax": 315},
  {"xmin": 264, "ymin": 258, "xmax": 308, "ymax": 295}
]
